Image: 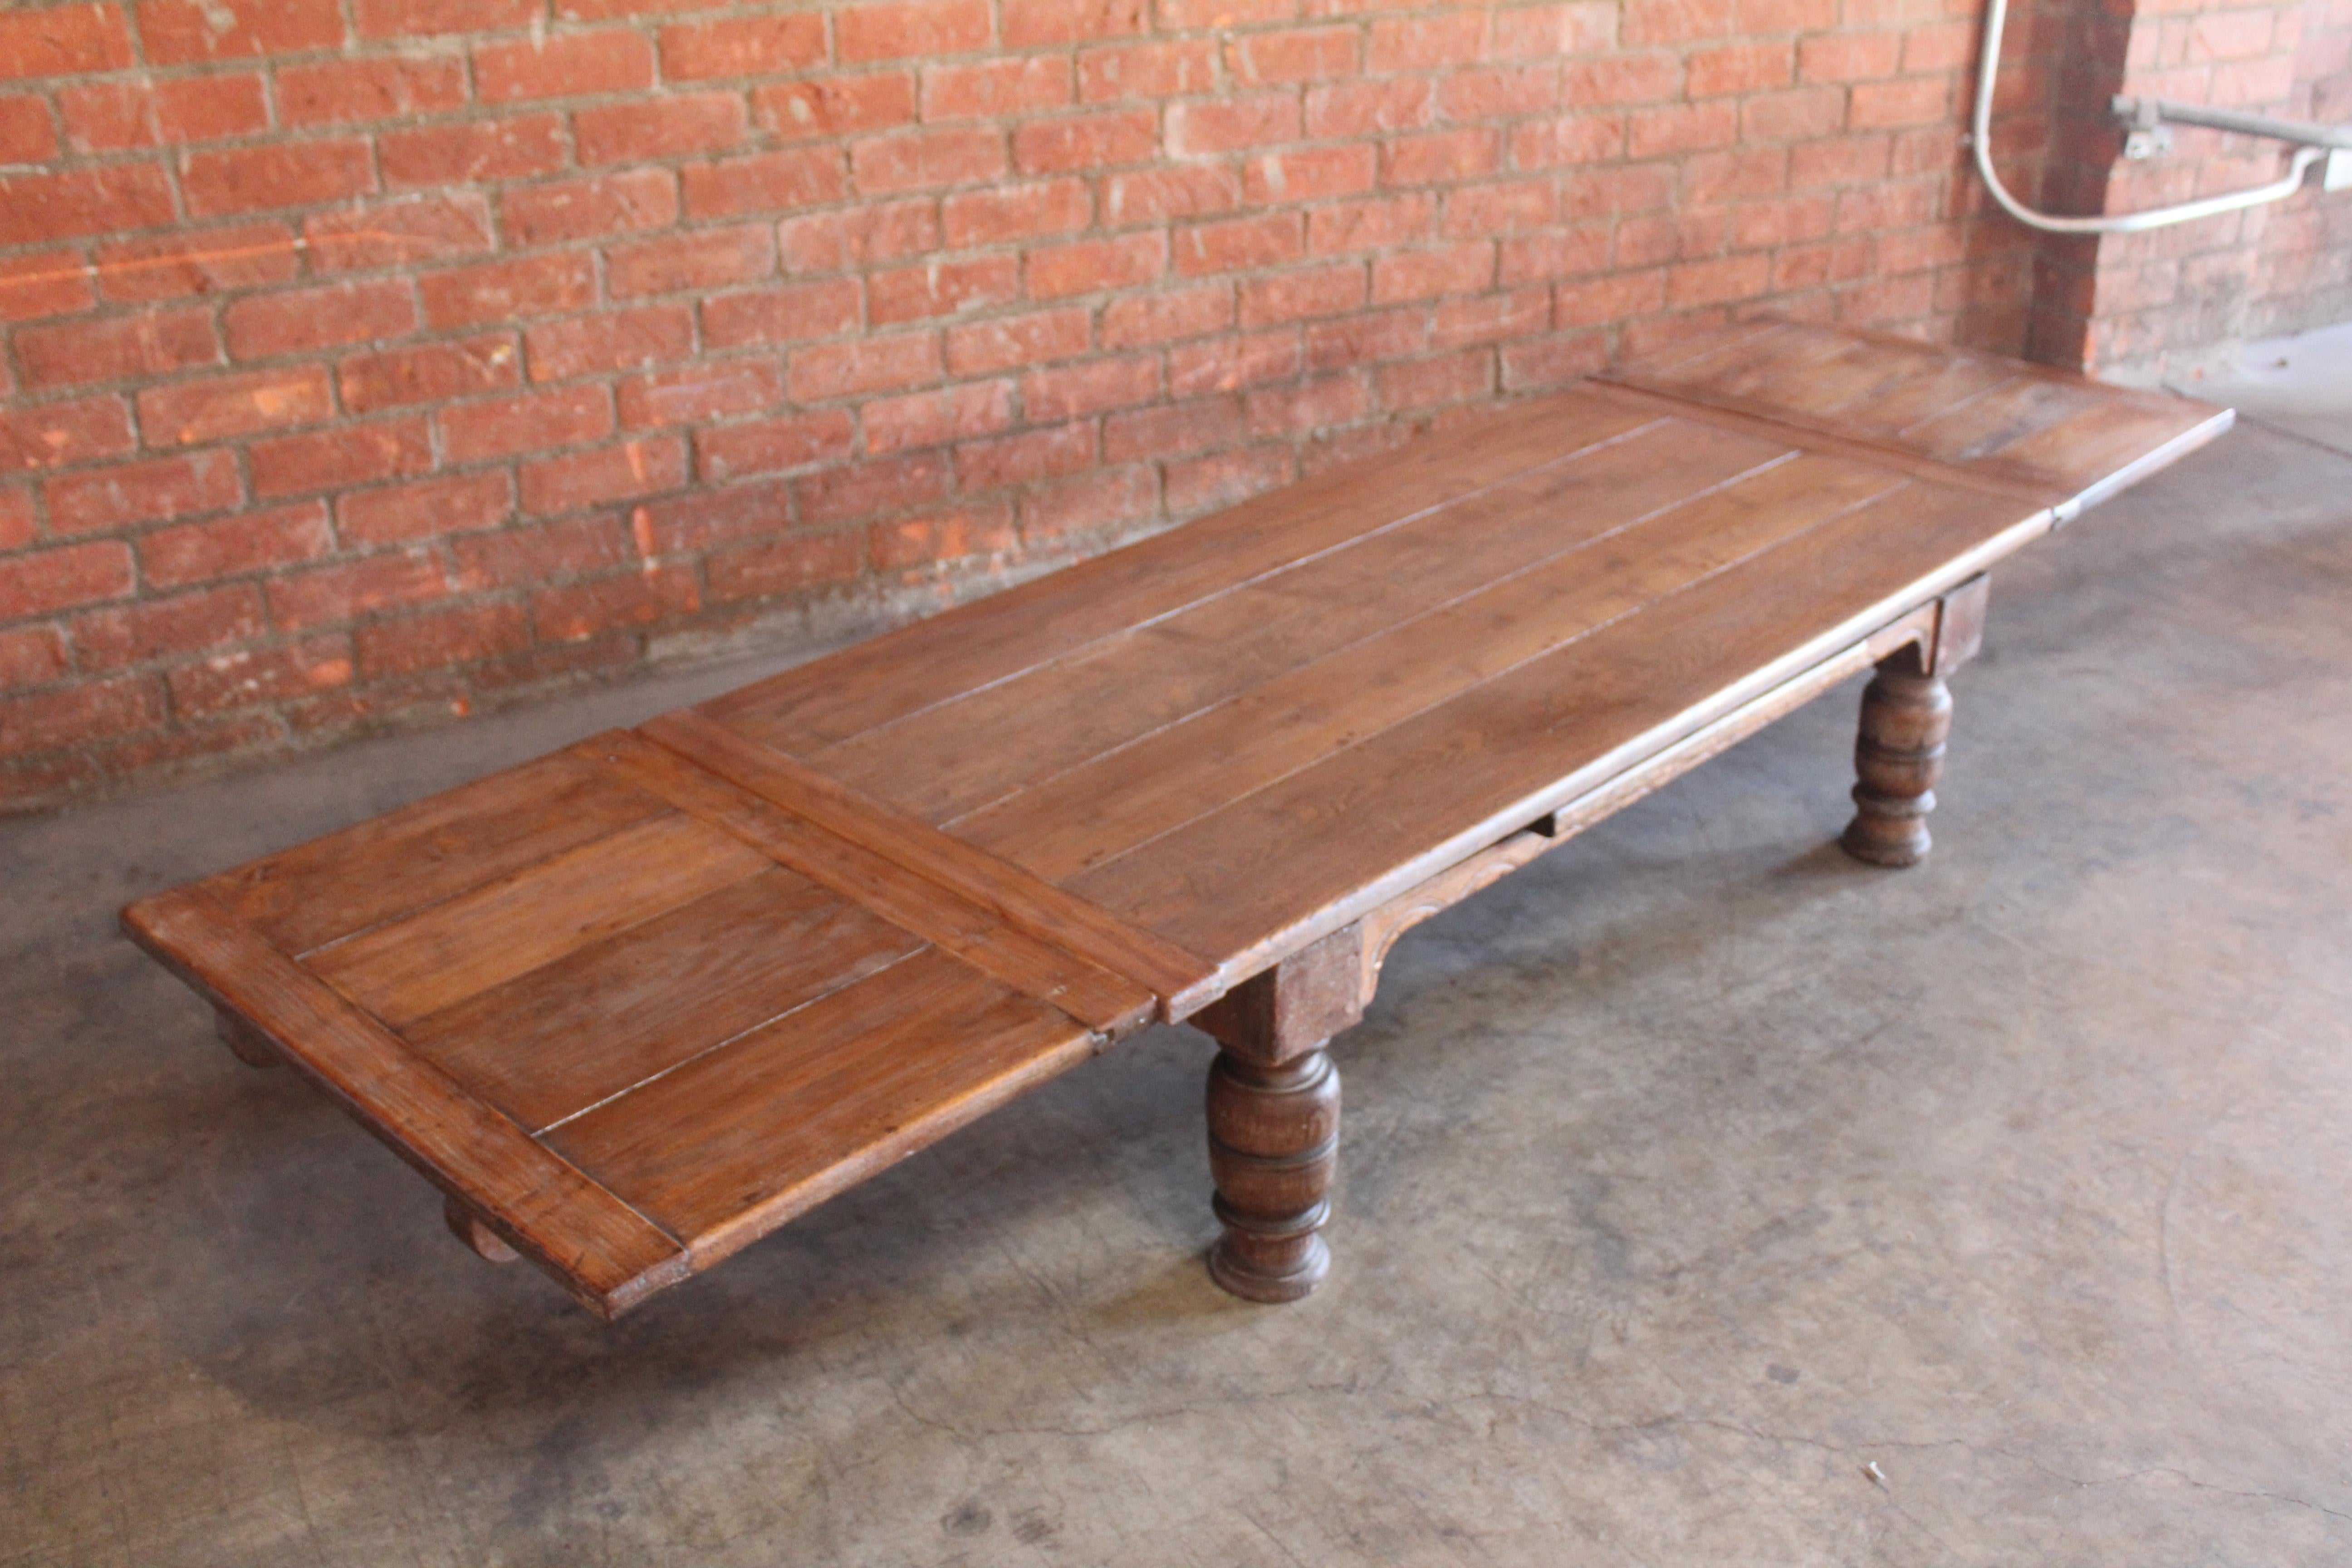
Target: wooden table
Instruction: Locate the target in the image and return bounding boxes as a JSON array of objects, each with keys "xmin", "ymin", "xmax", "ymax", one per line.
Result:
[{"xmin": 125, "ymin": 321, "xmax": 2231, "ymax": 1317}]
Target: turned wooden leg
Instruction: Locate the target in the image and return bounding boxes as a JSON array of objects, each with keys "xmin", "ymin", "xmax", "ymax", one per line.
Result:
[
  {"xmin": 1842, "ymin": 643, "xmax": 1951, "ymax": 868},
  {"xmin": 1191, "ymin": 923, "xmax": 1364, "ymax": 1302},
  {"xmin": 444, "ymin": 1195, "xmax": 519, "ymax": 1263},
  {"xmin": 215, "ymin": 1009, "xmax": 278, "ymax": 1068},
  {"xmin": 1207, "ymin": 1047, "xmax": 1340, "ymax": 1302}
]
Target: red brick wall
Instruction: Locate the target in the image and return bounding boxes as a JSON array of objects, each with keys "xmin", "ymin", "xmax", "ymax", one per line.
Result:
[
  {"xmin": 2054, "ymin": 0, "xmax": 2352, "ymax": 374},
  {"xmin": 0, "ymin": 0, "xmax": 2059, "ymax": 812}
]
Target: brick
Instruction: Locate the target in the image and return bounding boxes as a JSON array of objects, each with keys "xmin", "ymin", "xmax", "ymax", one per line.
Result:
[
  {"xmin": 1166, "ymin": 94, "xmax": 1301, "ymax": 158},
  {"xmin": 0, "ymin": 166, "xmax": 177, "ymax": 247},
  {"xmin": 706, "ymin": 535, "xmax": 860, "ymax": 603},
  {"xmin": 521, "ymin": 436, "xmax": 689, "ymax": 514},
  {"xmin": 57, "ymin": 75, "xmax": 268, "ymax": 152},
  {"xmin": 169, "ymin": 635, "xmax": 356, "ymax": 718},
  {"xmin": 1511, "ymin": 113, "xmax": 1623, "ymax": 169},
  {"xmin": 869, "ymin": 255, "xmax": 1020, "ymax": 323},
  {"xmin": 44, "ymin": 451, "xmax": 242, "ymax": 534},
  {"xmin": 16, "ymin": 308, "xmax": 219, "ymax": 391},
  {"xmin": 1004, "ymin": 0, "xmax": 1144, "ymax": 45},
  {"xmin": 799, "ymin": 454, "xmax": 945, "ymax": 526},
  {"xmin": 0, "ymin": 487, "xmax": 32, "ymax": 549},
  {"xmin": 1683, "ymin": 145, "xmax": 1785, "ymax": 205},
  {"xmin": 1730, "ymin": 192, "xmax": 1832, "ymax": 248},
  {"xmin": 1308, "ymin": 192, "xmax": 1430, "ymax": 255},
  {"xmin": 1020, "ymin": 468, "xmax": 1153, "ymax": 539},
  {"xmin": 1240, "ymin": 262, "xmax": 1366, "ymax": 325},
  {"xmin": 853, "ymin": 127, "xmax": 1008, "ymax": 193},
  {"xmin": 608, "ymin": 226, "xmax": 775, "ymax": 299},
  {"xmin": 420, "ymin": 254, "xmax": 597, "ymax": 329},
  {"xmin": 1744, "ymin": 86, "xmax": 1847, "ymax": 142},
  {"xmin": 577, "ymin": 94, "xmax": 747, "ymax": 164},
  {"xmin": 1176, "ymin": 213, "xmax": 1302, "ymax": 276},
  {"xmin": 250, "ymin": 419, "xmax": 434, "ymax": 499},
  {"xmin": 755, "ymin": 75, "xmax": 919, "ymax": 142},
  {"xmin": 439, "ymin": 386, "xmax": 612, "ymax": 463},
  {"xmin": 342, "ymin": 333, "xmax": 520, "ymax": 412},
  {"xmin": 1667, "ymin": 252, "xmax": 1771, "ymax": 306},
  {"xmin": 356, "ymin": 602, "xmax": 532, "ymax": 679},
  {"xmin": 787, "ymin": 334, "xmax": 942, "ymax": 401},
  {"xmin": 138, "ymin": 0, "xmax": 336, "ymax": 64},
  {"xmin": 943, "ymin": 180, "xmax": 1092, "ymax": 248},
  {"xmin": 0, "ymin": 396, "xmax": 134, "ymax": 471},
  {"xmin": 2187, "ymin": 10, "xmax": 2273, "ymax": 61},
  {"xmin": 1227, "ymin": 25, "xmax": 1357, "ymax": 85},
  {"xmin": 1377, "ymin": 347, "xmax": 1491, "ymax": 410},
  {"xmin": 1, "ymin": 676, "xmax": 163, "ymax": 756},
  {"xmin": 779, "ymin": 201, "xmax": 939, "ymax": 273},
  {"xmin": 946, "ymin": 308, "xmax": 1092, "ymax": 374},
  {"xmin": 702, "ymin": 279, "xmax": 862, "ymax": 349},
  {"xmin": 533, "ymin": 564, "xmax": 701, "ymax": 636},
  {"xmin": 70, "ymin": 585, "xmax": 265, "ymax": 671},
  {"xmin": 1497, "ymin": 226, "xmax": 1609, "ymax": 284},
  {"xmin": 1102, "ymin": 283, "xmax": 1233, "ymax": 347},
  {"xmin": 265, "ymin": 544, "xmax": 447, "ymax": 627},
  {"xmin": 923, "ymin": 58, "xmax": 1072, "ymax": 121},
  {"xmin": 619, "ymin": 363, "xmax": 783, "ymax": 429},
  {"xmin": 382, "ymin": 115, "xmax": 567, "ymax": 186},
  {"xmin": 1079, "ymin": 40, "xmax": 1215, "ymax": 101},
  {"xmin": 1244, "ymin": 372, "xmax": 1369, "ymax": 436},
  {"xmin": 1562, "ymin": 54, "xmax": 1683, "ymax": 105},
  {"xmin": 1306, "ymin": 80, "xmax": 1434, "ymax": 139},
  {"xmin": 527, "ymin": 307, "xmax": 696, "ymax": 380},
  {"xmin": 1438, "ymin": 64, "xmax": 1560, "ymax": 120},
  {"xmin": 1156, "ymin": 0, "xmax": 1289, "ymax": 25},
  {"xmin": 0, "ymin": 251, "xmax": 93, "ymax": 323},
  {"xmin": 1106, "ymin": 165, "xmax": 1239, "ymax": 225},
  {"xmin": 638, "ymin": 481, "xmax": 793, "ymax": 553},
  {"xmin": 0, "ymin": 626, "xmax": 69, "ymax": 690},
  {"xmin": 1022, "ymin": 355, "xmax": 1158, "ymax": 421},
  {"xmin": 305, "ymin": 195, "xmax": 495, "ymax": 273},
  {"xmin": 1432, "ymin": 289, "xmax": 1546, "ymax": 349},
  {"xmin": 1798, "ymin": 32, "xmax": 1902, "ymax": 81},
  {"xmin": 501, "ymin": 170, "xmax": 678, "ymax": 247},
  {"xmin": 0, "ymin": 3, "xmax": 133, "ymax": 78},
  {"xmin": 181, "ymin": 140, "xmax": 376, "ymax": 218},
  {"xmin": 1790, "ymin": 134, "xmax": 1891, "ymax": 187},
  {"xmin": 1372, "ymin": 243, "xmax": 1494, "ymax": 303},
  {"xmin": 475, "ymin": 32, "xmax": 654, "ymax": 102},
  {"xmin": 1244, "ymin": 145, "xmax": 1376, "ymax": 204},
  {"xmin": 1384, "ymin": 128, "xmax": 1500, "ymax": 186},
  {"xmin": 1012, "ymin": 109, "xmax": 1155, "ymax": 173},
  {"xmin": 1688, "ymin": 41, "xmax": 1791, "ymax": 96},
  {"xmin": 696, "ymin": 411, "xmax": 858, "ymax": 478},
  {"xmin": 1629, "ymin": 102, "xmax": 1739, "ymax": 157},
  {"xmin": 142, "ymin": 501, "xmax": 333, "ymax": 588},
  {"xmin": 862, "ymin": 380, "xmax": 1016, "ymax": 454},
  {"xmin": 339, "ymin": 471, "xmax": 513, "ymax": 546},
  {"xmin": 1443, "ymin": 180, "xmax": 1557, "ymax": 238},
  {"xmin": 1171, "ymin": 331, "xmax": 1308, "ymax": 399},
  {"xmin": 358, "ymin": 0, "xmax": 541, "ymax": 38},
  {"xmin": 1620, "ymin": 0, "xmax": 1733, "ymax": 46},
  {"xmin": 1166, "ymin": 444, "xmax": 1291, "ymax": 514},
  {"xmin": 1028, "ymin": 232, "xmax": 1164, "ymax": 297},
  {"xmin": 957, "ymin": 424, "xmax": 1094, "ymax": 490},
  {"xmin": 681, "ymin": 150, "xmax": 848, "ymax": 219},
  {"xmin": 1503, "ymin": 328, "xmax": 1607, "ymax": 391},
  {"xmin": 1491, "ymin": 2, "xmax": 1622, "ymax": 59},
  {"xmin": 660, "ymin": 13, "xmax": 828, "ymax": 79},
  {"xmin": 1102, "ymin": 395, "xmax": 1237, "ymax": 461},
  {"xmin": 838, "ymin": 0, "xmax": 992, "ymax": 63},
  {"xmin": 0, "ymin": 539, "xmax": 133, "ymax": 618},
  {"xmin": 872, "ymin": 499, "xmax": 1018, "ymax": 565},
  {"xmin": 277, "ymin": 55, "xmax": 466, "ymax": 127},
  {"xmin": 225, "ymin": 279, "xmax": 418, "ymax": 360},
  {"xmin": 1849, "ymin": 78, "xmax": 1948, "ymax": 129},
  {"xmin": 1369, "ymin": 14, "xmax": 1488, "ymax": 71}
]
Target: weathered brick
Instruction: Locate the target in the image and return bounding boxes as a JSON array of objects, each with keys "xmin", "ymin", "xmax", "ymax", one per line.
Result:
[
  {"xmin": 1227, "ymin": 26, "xmax": 1358, "ymax": 85},
  {"xmin": 520, "ymin": 436, "xmax": 689, "ymax": 514},
  {"xmin": 681, "ymin": 150, "xmax": 848, "ymax": 219},
  {"xmin": 1166, "ymin": 94, "xmax": 1301, "ymax": 157},
  {"xmin": 1104, "ymin": 397, "xmax": 1239, "ymax": 461},
  {"xmin": 779, "ymin": 201, "xmax": 940, "ymax": 272},
  {"xmin": 1102, "ymin": 284, "xmax": 1234, "ymax": 347},
  {"xmin": 696, "ymin": 410, "xmax": 858, "ymax": 478},
  {"xmin": 276, "ymin": 56, "xmax": 466, "ymax": 126},
  {"xmin": 503, "ymin": 170, "xmax": 680, "ymax": 247},
  {"xmin": 265, "ymin": 545, "xmax": 448, "ymax": 628},
  {"xmin": 419, "ymin": 254, "xmax": 597, "ymax": 329},
  {"xmin": 181, "ymin": 140, "xmax": 376, "ymax": 218},
  {"xmin": 1433, "ymin": 289, "xmax": 1546, "ymax": 350},
  {"xmin": 0, "ymin": 677, "xmax": 162, "ymax": 757},
  {"xmin": 356, "ymin": 602, "xmax": 533, "ymax": 679},
  {"xmin": 1244, "ymin": 372, "xmax": 1370, "ymax": 436},
  {"xmin": 793, "ymin": 452, "xmax": 949, "ymax": 522},
  {"xmin": 788, "ymin": 334, "xmax": 943, "ymax": 401},
  {"xmin": 872, "ymin": 499, "xmax": 1019, "ymax": 565},
  {"xmin": 853, "ymin": 127, "xmax": 1009, "ymax": 192},
  {"xmin": 169, "ymin": 636, "xmax": 356, "ymax": 718},
  {"xmin": 0, "ymin": 251, "xmax": 95, "ymax": 323},
  {"xmin": 1023, "ymin": 355, "xmax": 1160, "ymax": 421},
  {"xmin": 0, "ymin": 487, "xmax": 34, "ymax": 550},
  {"xmin": 1106, "ymin": 166, "xmax": 1240, "ymax": 225},
  {"xmin": 250, "ymin": 419, "xmax": 434, "ymax": 498},
  {"xmin": 382, "ymin": 115, "xmax": 567, "ymax": 186},
  {"xmin": 838, "ymin": 0, "xmax": 993, "ymax": 63},
  {"xmin": 1166, "ymin": 445, "xmax": 1292, "ymax": 515},
  {"xmin": 0, "ymin": 626, "xmax": 69, "ymax": 690},
  {"xmin": 1244, "ymin": 145, "xmax": 1377, "ymax": 204},
  {"xmin": 924, "ymin": 58, "xmax": 1074, "ymax": 119},
  {"xmin": 0, "ymin": 166, "xmax": 177, "ymax": 246},
  {"xmin": 1028, "ymin": 232, "xmax": 1165, "ymax": 297},
  {"xmin": 660, "ymin": 13, "xmax": 828, "ymax": 79},
  {"xmin": 619, "ymin": 363, "xmax": 783, "ymax": 429},
  {"xmin": 1367, "ymin": 14, "xmax": 1488, "ymax": 72},
  {"xmin": 869, "ymin": 255, "xmax": 1021, "ymax": 322},
  {"xmin": 1239, "ymin": 263, "xmax": 1368, "ymax": 326},
  {"xmin": 475, "ymin": 31, "xmax": 655, "ymax": 101},
  {"xmin": 1166, "ymin": 329, "xmax": 1301, "ymax": 397},
  {"xmin": 137, "ymin": 0, "xmax": 332, "ymax": 65},
  {"xmin": 527, "ymin": 307, "xmax": 696, "ymax": 381},
  {"xmin": 946, "ymin": 308, "xmax": 1093, "ymax": 374},
  {"xmin": 1079, "ymin": 39, "xmax": 1216, "ymax": 101},
  {"xmin": 224, "ymin": 279, "xmax": 418, "ymax": 359},
  {"xmin": 755, "ymin": 75, "xmax": 919, "ymax": 142},
  {"xmin": 1012, "ymin": 109, "xmax": 1156, "ymax": 173},
  {"xmin": 339, "ymin": 471, "xmax": 513, "ymax": 546},
  {"xmin": 862, "ymin": 380, "xmax": 1017, "ymax": 453},
  {"xmin": 44, "ymin": 451, "xmax": 242, "ymax": 534},
  {"xmin": 143, "ymin": 502, "xmax": 334, "ymax": 589},
  {"xmin": 58, "ymin": 74, "xmax": 270, "ymax": 151},
  {"xmin": 956, "ymin": 423, "xmax": 1095, "ymax": 490},
  {"xmin": 70, "ymin": 585, "xmax": 265, "ymax": 671},
  {"xmin": 305, "ymin": 195, "xmax": 495, "ymax": 273},
  {"xmin": 705, "ymin": 535, "xmax": 861, "ymax": 603},
  {"xmin": 0, "ymin": 539, "xmax": 134, "ymax": 619},
  {"xmin": 1, "ymin": 3, "xmax": 134, "ymax": 78},
  {"xmin": 703, "ymin": 279, "xmax": 863, "ymax": 348},
  {"xmin": 439, "ymin": 385, "xmax": 613, "ymax": 463},
  {"xmin": 576, "ymin": 93, "xmax": 748, "ymax": 163},
  {"xmin": 343, "ymin": 333, "xmax": 521, "ymax": 412},
  {"xmin": 1177, "ymin": 213, "xmax": 1303, "ymax": 276},
  {"xmin": 1309, "ymin": 194, "xmax": 1437, "ymax": 255},
  {"xmin": 944, "ymin": 180, "xmax": 1093, "ymax": 246},
  {"xmin": 608, "ymin": 226, "xmax": 777, "ymax": 299},
  {"xmin": 1383, "ymin": 128, "xmax": 1501, "ymax": 186},
  {"xmin": 1004, "ymin": 0, "xmax": 1146, "ymax": 47},
  {"xmin": 16, "ymin": 308, "xmax": 219, "ymax": 391},
  {"xmin": 0, "ymin": 396, "xmax": 133, "ymax": 471},
  {"xmin": 358, "ymin": 0, "xmax": 540, "ymax": 40}
]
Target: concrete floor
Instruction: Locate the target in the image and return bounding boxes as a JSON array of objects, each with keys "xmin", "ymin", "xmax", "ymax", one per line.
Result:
[{"xmin": 5, "ymin": 407, "xmax": 2351, "ymax": 1566}]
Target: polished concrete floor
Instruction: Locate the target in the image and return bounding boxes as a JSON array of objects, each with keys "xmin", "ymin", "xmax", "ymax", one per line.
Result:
[{"xmin": 5, "ymin": 407, "xmax": 2350, "ymax": 1566}]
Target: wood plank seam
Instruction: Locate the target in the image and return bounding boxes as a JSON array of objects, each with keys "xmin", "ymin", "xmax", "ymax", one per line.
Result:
[
  {"xmin": 788, "ymin": 414, "xmax": 1684, "ymax": 757},
  {"xmin": 1057, "ymin": 464, "xmax": 1921, "ymax": 912},
  {"xmin": 932, "ymin": 443, "xmax": 1814, "ymax": 833}
]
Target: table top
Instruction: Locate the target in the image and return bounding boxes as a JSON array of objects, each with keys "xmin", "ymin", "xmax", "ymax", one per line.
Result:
[{"xmin": 124, "ymin": 321, "xmax": 2229, "ymax": 1314}]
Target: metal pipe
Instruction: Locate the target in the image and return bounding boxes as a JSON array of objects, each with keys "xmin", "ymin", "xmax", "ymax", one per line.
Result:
[
  {"xmin": 1973, "ymin": 0, "xmax": 2328, "ymax": 235},
  {"xmin": 2111, "ymin": 96, "xmax": 2352, "ymax": 152}
]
